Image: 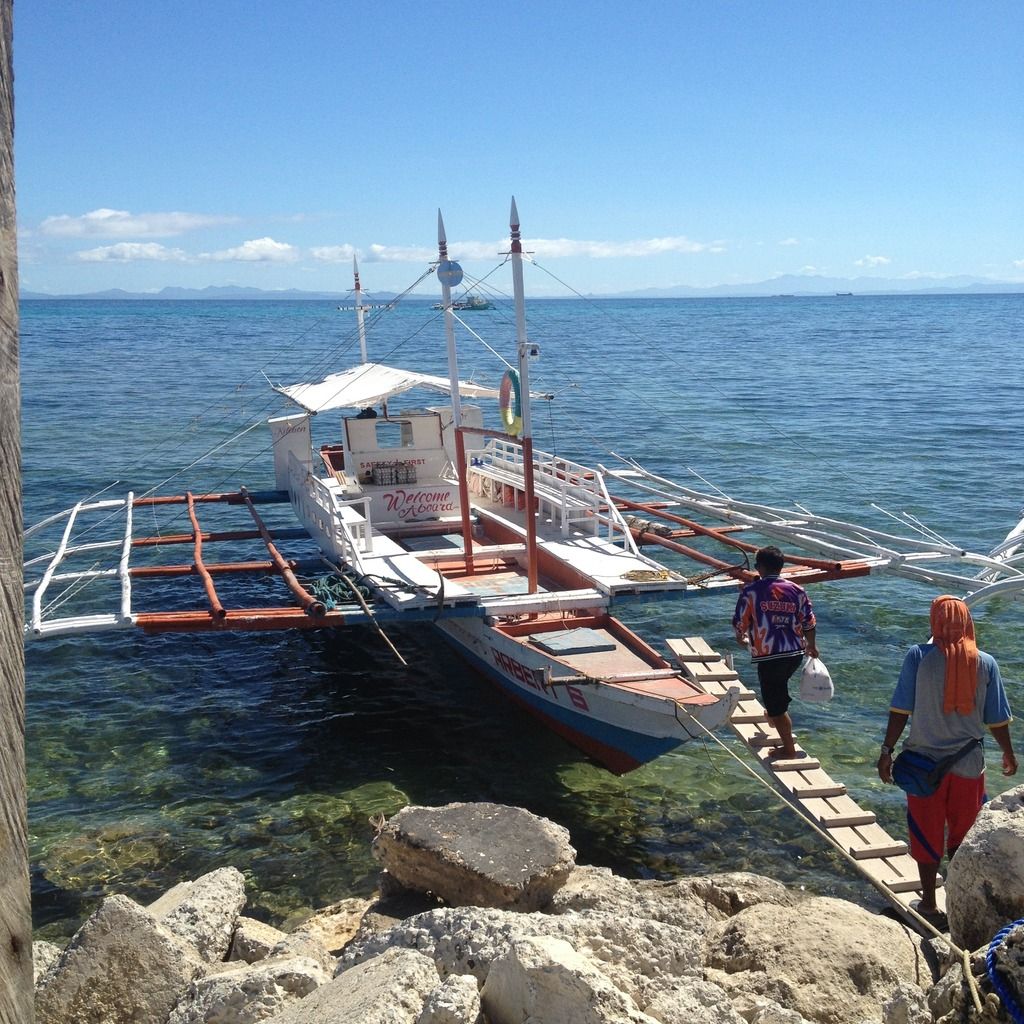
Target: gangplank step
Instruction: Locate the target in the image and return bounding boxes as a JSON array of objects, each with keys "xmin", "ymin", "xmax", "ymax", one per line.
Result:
[{"xmin": 849, "ymin": 842, "xmax": 909, "ymax": 861}]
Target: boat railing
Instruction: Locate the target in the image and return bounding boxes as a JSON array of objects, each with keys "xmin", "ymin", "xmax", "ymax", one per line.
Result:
[
  {"xmin": 23, "ymin": 495, "xmax": 135, "ymax": 637},
  {"xmin": 288, "ymin": 451, "xmax": 373, "ymax": 572},
  {"xmin": 468, "ymin": 439, "xmax": 638, "ymax": 552}
]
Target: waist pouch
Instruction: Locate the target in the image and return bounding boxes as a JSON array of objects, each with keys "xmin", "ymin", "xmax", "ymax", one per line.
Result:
[{"xmin": 892, "ymin": 738, "xmax": 982, "ymax": 797}]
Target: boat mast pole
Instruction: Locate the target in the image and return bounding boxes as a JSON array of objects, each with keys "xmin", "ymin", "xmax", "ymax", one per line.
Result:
[
  {"xmin": 353, "ymin": 254, "xmax": 368, "ymax": 363},
  {"xmin": 438, "ymin": 211, "xmax": 475, "ymax": 574},
  {"xmin": 509, "ymin": 197, "xmax": 539, "ymax": 593}
]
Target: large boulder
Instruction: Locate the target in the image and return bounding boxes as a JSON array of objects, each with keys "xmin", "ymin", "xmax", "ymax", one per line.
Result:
[
  {"xmin": 34, "ymin": 894, "xmax": 204, "ymax": 1024},
  {"xmin": 946, "ymin": 784, "xmax": 1024, "ymax": 951},
  {"xmin": 339, "ymin": 903, "xmax": 704, "ymax": 1008},
  {"xmin": 149, "ymin": 866, "xmax": 248, "ymax": 963},
  {"xmin": 167, "ymin": 953, "xmax": 328, "ymax": 1023},
  {"xmin": 481, "ymin": 935, "xmax": 656, "ymax": 1024},
  {"xmin": 549, "ymin": 865, "xmax": 796, "ymax": 929},
  {"xmin": 287, "ymin": 896, "xmax": 374, "ymax": 956},
  {"xmin": 270, "ymin": 946, "xmax": 440, "ymax": 1024},
  {"xmin": 706, "ymin": 896, "xmax": 927, "ymax": 1024},
  {"xmin": 372, "ymin": 802, "xmax": 575, "ymax": 911}
]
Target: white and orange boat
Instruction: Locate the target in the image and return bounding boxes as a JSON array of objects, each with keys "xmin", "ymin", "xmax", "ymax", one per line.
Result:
[{"xmin": 22, "ymin": 201, "xmax": 1024, "ymax": 774}]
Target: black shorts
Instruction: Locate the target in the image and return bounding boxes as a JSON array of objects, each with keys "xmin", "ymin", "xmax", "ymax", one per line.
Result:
[{"xmin": 756, "ymin": 654, "xmax": 805, "ymax": 717}]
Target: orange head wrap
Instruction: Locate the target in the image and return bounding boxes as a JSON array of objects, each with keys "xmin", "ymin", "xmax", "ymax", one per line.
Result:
[{"xmin": 930, "ymin": 595, "xmax": 979, "ymax": 715}]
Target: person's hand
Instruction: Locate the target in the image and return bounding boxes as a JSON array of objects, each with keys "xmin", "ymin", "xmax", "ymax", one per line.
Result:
[
  {"xmin": 1003, "ymin": 751, "xmax": 1018, "ymax": 776},
  {"xmin": 806, "ymin": 643, "xmax": 820, "ymax": 659},
  {"xmin": 878, "ymin": 751, "xmax": 893, "ymax": 784},
  {"xmin": 736, "ymin": 633, "xmax": 749, "ymax": 648}
]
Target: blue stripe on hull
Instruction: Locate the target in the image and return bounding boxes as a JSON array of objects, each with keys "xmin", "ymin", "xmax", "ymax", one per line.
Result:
[{"xmin": 440, "ymin": 631, "xmax": 684, "ymax": 774}]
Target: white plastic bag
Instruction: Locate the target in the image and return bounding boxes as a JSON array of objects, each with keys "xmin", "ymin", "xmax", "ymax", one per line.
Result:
[{"xmin": 799, "ymin": 656, "xmax": 834, "ymax": 702}]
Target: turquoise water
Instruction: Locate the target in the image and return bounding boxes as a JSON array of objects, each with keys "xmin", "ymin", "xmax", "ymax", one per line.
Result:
[{"xmin": 21, "ymin": 292, "xmax": 1024, "ymax": 939}]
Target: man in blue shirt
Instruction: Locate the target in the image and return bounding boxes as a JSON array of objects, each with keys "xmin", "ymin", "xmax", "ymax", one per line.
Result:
[{"xmin": 878, "ymin": 595, "xmax": 1017, "ymax": 922}]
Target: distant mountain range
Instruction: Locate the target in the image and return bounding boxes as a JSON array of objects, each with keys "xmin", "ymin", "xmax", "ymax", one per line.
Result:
[{"xmin": 19, "ymin": 276, "xmax": 1024, "ymax": 301}]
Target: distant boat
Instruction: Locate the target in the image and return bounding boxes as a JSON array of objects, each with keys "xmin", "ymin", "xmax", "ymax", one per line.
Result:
[
  {"xmin": 835, "ymin": 292, "xmax": 854, "ymax": 297},
  {"xmin": 433, "ymin": 294, "xmax": 492, "ymax": 311}
]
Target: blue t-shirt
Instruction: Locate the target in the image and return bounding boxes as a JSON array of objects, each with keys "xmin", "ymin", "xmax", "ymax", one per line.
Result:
[{"xmin": 890, "ymin": 643, "xmax": 1012, "ymax": 777}]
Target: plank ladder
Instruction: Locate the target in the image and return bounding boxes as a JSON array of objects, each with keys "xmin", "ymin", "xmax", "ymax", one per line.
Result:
[{"xmin": 666, "ymin": 636, "xmax": 944, "ymax": 921}]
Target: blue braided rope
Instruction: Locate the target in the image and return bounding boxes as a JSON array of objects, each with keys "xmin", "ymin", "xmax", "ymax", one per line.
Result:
[{"xmin": 986, "ymin": 917, "xmax": 1024, "ymax": 1024}]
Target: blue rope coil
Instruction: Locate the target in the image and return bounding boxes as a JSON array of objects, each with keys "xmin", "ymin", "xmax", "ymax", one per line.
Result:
[{"xmin": 987, "ymin": 917, "xmax": 1024, "ymax": 1024}]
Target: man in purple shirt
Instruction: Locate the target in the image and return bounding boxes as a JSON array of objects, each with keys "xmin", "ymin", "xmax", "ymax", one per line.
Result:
[{"xmin": 733, "ymin": 546, "xmax": 818, "ymax": 760}]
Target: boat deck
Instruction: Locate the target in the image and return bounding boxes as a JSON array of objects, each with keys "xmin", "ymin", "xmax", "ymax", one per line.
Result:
[{"xmin": 665, "ymin": 635, "xmax": 945, "ymax": 928}]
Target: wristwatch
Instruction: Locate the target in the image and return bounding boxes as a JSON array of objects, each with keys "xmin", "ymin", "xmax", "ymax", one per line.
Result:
[{"xmin": 880, "ymin": 744, "xmax": 894, "ymax": 756}]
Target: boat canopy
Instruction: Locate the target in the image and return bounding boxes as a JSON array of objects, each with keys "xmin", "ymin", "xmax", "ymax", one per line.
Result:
[{"xmin": 274, "ymin": 361, "xmax": 503, "ymax": 415}]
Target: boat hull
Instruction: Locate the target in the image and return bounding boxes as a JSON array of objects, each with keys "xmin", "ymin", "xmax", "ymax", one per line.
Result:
[{"xmin": 434, "ymin": 618, "xmax": 730, "ymax": 774}]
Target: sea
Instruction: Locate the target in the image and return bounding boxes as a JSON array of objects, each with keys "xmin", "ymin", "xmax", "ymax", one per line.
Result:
[{"xmin": 19, "ymin": 290, "xmax": 1024, "ymax": 940}]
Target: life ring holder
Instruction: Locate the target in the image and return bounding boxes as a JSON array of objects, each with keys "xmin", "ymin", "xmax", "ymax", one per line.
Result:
[{"xmin": 499, "ymin": 369, "xmax": 523, "ymax": 437}]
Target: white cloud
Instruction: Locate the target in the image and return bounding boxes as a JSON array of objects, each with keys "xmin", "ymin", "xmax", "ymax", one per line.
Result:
[
  {"xmin": 366, "ymin": 243, "xmax": 437, "ymax": 263},
  {"xmin": 310, "ymin": 244, "xmax": 358, "ymax": 262},
  {"xmin": 42, "ymin": 208, "xmax": 236, "ymax": 238},
  {"xmin": 199, "ymin": 237, "xmax": 299, "ymax": 262},
  {"xmin": 76, "ymin": 242, "xmax": 189, "ymax": 262},
  {"xmin": 778, "ymin": 237, "xmax": 800, "ymax": 247},
  {"xmin": 800, "ymin": 266, "xmax": 820, "ymax": 274},
  {"xmin": 854, "ymin": 254, "xmax": 891, "ymax": 267},
  {"xmin": 1013, "ymin": 258, "xmax": 1024, "ymax": 269}
]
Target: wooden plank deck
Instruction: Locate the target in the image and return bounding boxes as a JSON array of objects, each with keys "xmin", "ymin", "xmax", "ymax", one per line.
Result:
[{"xmin": 665, "ymin": 636, "xmax": 944, "ymax": 922}]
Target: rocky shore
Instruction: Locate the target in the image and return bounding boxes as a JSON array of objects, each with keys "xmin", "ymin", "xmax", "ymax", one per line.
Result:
[{"xmin": 30, "ymin": 791, "xmax": 1024, "ymax": 1024}]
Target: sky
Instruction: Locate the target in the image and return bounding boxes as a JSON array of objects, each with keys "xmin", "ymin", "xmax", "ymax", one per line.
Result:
[{"xmin": 13, "ymin": 1, "xmax": 1024, "ymax": 296}]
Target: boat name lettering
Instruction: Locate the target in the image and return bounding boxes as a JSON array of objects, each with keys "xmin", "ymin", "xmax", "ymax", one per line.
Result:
[
  {"xmin": 382, "ymin": 488, "xmax": 457, "ymax": 520},
  {"xmin": 490, "ymin": 648, "xmax": 589, "ymax": 711}
]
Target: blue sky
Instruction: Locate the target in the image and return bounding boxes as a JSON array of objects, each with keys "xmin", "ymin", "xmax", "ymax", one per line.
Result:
[{"xmin": 14, "ymin": 1, "xmax": 1024, "ymax": 296}]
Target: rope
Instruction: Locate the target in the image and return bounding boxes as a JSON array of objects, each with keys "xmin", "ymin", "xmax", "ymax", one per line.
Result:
[{"xmin": 987, "ymin": 918, "xmax": 1024, "ymax": 1024}]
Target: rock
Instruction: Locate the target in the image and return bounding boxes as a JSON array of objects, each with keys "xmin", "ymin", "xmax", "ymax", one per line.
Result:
[
  {"xmin": 946, "ymin": 784, "xmax": 1024, "ymax": 951},
  {"xmin": 269, "ymin": 931, "xmax": 336, "ymax": 976},
  {"xmin": 339, "ymin": 904, "xmax": 703, "ymax": 1005},
  {"xmin": 371, "ymin": 802, "xmax": 575, "ymax": 910},
  {"xmin": 288, "ymin": 896, "xmax": 374, "ymax": 956},
  {"xmin": 150, "ymin": 866, "xmax": 248, "ymax": 963},
  {"xmin": 642, "ymin": 975, "xmax": 748, "ymax": 1024},
  {"xmin": 481, "ymin": 935, "xmax": 656, "ymax": 1024},
  {"xmin": 230, "ymin": 917, "xmax": 288, "ymax": 964},
  {"xmin": 731, "ymin": 993, "xmax": 814, "ymax": 1024},
  {"xmin": 32, "ymin": 940, "xmax": 62, "ymax": 987},
  {"xmin": 416, "ymin": 974, "xmax": 482, "ymax": 1024},
  {"xmin": 881, "ymin": 980, "xmax": 933, "ymax": 1024},
  {"xmin": 34, "ymin": 894, "xmax": 204, "ymax": 1024},
  {"xmin": 550, "ymin": 866, "xmax": 795, "ymax": 929},
  {"xmin": 706, "ymin": 896, "xmax": 928, "ymax": 1024},
  {"xmin": 167, "ymin": 954, "xmax": 328, "ymax": 1023},
  {"xmin": 270, "ymin": 946, "xmax": 439, "ymax": 1024}
]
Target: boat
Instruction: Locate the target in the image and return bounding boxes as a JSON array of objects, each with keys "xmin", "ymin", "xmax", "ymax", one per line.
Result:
[
  {"xmin": 22, "ymin": 201, "xmax": 1024, "ymax": 777},
  {"xmin": 432, "ymin": 293, "xmax": 492, "ymax": 311}
]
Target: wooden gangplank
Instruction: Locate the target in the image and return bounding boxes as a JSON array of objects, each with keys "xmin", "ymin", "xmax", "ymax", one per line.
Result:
[{"xmin": 665, "ymin": 636, "xmax": 944, "ymax": 918}]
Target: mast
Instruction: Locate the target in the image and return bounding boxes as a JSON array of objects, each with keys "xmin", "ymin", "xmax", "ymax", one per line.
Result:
[
  {"xmin": 353, "ymin": 254, "xmax": 368, "ymax": 363},
  {"xmin": 437, "ymin": 211, "xmax": 463, "ymax": 428},
  {"xmin": 510, "ymin": 197, "xmax": 539, "ymax": 593},
  {"xmin": 437, "ymin": 211, "xmax": 476, "ymax": 574}
]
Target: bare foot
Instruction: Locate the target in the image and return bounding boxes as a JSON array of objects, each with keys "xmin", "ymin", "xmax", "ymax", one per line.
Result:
[{"xmin": 767, "ymin": 746, "xmax": 801, "ymax": 761}]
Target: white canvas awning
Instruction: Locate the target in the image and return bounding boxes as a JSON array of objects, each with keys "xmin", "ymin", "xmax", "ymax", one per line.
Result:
[{"xmin": 273, "ymin": 362, "xmax": 503, "ymax": 414}]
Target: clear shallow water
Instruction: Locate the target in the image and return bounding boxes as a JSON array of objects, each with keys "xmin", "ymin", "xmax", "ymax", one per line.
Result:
[{"xmin": 21, "ymin": 291, "xmax": 1024, "ymax": 939}]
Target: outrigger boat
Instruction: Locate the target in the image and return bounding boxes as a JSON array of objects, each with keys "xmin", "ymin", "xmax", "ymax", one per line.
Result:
[{"xmin": 23, "ymin": 201, "xmax": 1024, "ymax": 777}]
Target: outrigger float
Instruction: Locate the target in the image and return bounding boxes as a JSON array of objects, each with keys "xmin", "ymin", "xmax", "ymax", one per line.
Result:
[{"xmin": 23, "ymin": 201, "xmax": 1024, "ymax": 920}]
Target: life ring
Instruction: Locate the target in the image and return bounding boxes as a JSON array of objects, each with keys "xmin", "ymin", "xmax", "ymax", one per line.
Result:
[{"xmin": 499, "ymin": 369, "xmax": 523, "ymax": 437}]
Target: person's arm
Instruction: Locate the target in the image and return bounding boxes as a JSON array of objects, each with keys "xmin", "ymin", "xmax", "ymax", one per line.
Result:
[
  {"xmin": 877, "ymin": 710, "xmax": 910, "ymax": 783},
  {"xmin": 803, "ymin": 626, "xmax": 818, "ymax": 659},
  {"xmin": 989, "ymin": 723, "xmax": 1018, "ymax": 776},
  {"xmin": 733, "ymin": 593, "xmax": 750, "ymax": 647}
]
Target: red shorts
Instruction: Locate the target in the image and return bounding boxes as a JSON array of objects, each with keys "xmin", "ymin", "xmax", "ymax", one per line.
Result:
[{"xmin": 906, "ymin": 771, "xmax": 986, "ymax": 864}]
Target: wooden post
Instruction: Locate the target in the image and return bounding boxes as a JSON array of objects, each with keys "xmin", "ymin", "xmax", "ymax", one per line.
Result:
[{"xmin": 0, "ymin": 0, "xmax": 33, "ymax": 1018}]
